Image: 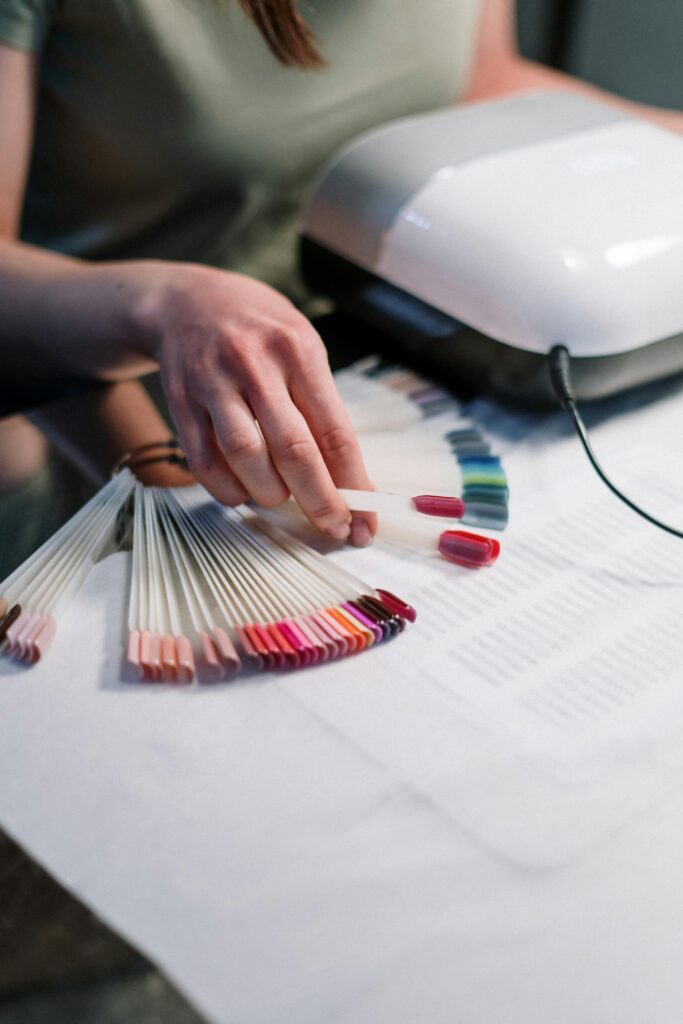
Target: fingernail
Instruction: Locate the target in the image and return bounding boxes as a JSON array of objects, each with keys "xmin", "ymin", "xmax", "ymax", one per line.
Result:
[
  {"xmin": 350, "ymin": 516, "xmax": 372, "ymax": 548},
  {"xmin": 328, "ymin": 520, "xmax": 351, "ymax": 541}
]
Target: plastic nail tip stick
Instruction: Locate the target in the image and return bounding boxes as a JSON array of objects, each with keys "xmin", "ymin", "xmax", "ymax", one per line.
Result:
[{"xmin": 337, "ymin": 489, "xmax": 465, "ymax": 520}]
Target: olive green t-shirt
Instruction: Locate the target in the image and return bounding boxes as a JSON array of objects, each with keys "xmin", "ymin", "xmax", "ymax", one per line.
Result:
[{"xmin": 0, "ymin": 0, "xmax": 480, "ymax": 301}]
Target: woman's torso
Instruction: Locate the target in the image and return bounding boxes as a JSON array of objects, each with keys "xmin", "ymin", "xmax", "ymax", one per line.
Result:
[{"xmin": 22, "ymin": 0, "xmax": 480, "ymax": 299}]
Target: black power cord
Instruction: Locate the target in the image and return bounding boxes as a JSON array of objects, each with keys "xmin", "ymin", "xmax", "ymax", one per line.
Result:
[{"xmin": 548, "ymin": 345, "xmax": 683, "ymax": 539}]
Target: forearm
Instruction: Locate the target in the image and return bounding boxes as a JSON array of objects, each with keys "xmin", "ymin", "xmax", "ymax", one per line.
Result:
[
  {"xmin": 465, "ymin": 52, "xmax": 683, "ymax": 134},
  {"xmin": 0, "ymin": 239, "xmax": 174, "ymax": 410},
  {"xmin": 30, "ymin": 379, "xmax": 195, "ymax": 487}
]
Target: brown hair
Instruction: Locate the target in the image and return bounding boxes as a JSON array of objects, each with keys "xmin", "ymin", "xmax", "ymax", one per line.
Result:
[{"xmin": 238, "ymin": 0, "xmax": 324, "ymax": 69}]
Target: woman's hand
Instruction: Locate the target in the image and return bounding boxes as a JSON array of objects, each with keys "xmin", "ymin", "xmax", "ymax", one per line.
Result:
[{"xmin": 143, "ymin": 265, "xmax": 375, "ymax": 546}]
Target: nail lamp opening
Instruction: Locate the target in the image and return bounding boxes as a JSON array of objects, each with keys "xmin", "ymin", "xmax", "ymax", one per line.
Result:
[{"xmin": 300, "ymin": 92, "xmax": 683, "ymax": 404}]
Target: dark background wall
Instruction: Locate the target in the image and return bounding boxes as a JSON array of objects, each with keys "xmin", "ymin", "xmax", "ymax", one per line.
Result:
[{"xmin": 517, "ymin": 0, "xmax": 683, "ymax": 110}]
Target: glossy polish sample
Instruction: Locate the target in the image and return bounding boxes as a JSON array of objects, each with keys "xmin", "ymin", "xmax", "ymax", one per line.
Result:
[
  {"xmin": 123, "ymin": 591, "xmax": 418, "ymax": 682},
  {"xmin": 438, "ymin": 530, "xmax": 500, "ymax": 568},
  {"xmin": 342, "ymin": 602, "xmax": 384, "ymax": 643},
  {"xmin": 338, "ymin": 489, "xmax": 464, "ymax": 520},
  {"xmin": 375, "ymin": 590, "xmax": 417, "ymax": 623},
  {"xmin": 411, "ymin": 495, "xmax": 465, "ymax": 519}
]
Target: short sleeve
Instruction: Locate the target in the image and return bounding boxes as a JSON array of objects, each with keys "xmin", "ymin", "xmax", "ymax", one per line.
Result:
[{"xmin": 0, "ymin": 0, "xmax": 58, "ymax": 53}]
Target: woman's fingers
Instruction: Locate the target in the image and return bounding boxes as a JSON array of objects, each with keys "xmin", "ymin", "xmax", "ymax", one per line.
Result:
[
  {"xmin": 174, "ymin": 401, "xmax": 248, "ymax": 506},
  {"xmin": 159, "ymin": 280, "xmax": 376, "ymax": 546},
  {"xmin": 250, "ymin": 382, "xmax": 352, "ymax": 539},
  {"xmin": 209, "ymin": 389, "xmax": 289, "ymax": 508},
  {"xmin": 294, "ymin": 378, "xmax": 371, "ymax": 486},
  {"xmin": 290, "ymin": 354, "xmax": 377, "ymax": 546}
]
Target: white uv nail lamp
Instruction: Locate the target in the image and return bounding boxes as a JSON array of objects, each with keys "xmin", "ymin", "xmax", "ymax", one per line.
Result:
[{"xmin": 300, "ymin": 92, "xmax": 683, "ymax": 403}]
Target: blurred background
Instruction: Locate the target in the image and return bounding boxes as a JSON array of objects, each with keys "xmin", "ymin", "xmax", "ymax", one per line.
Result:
[
  {"xmin": 519, "ymin": 0, "xmax": 683, "ymax": 107},
  {"xmin": 1, "ymin": 2, "xmax": 681, "ymax": 1022}
]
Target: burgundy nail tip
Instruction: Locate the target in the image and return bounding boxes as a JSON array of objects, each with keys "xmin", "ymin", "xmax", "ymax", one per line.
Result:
[
  {"xmin": 412, "ymin": 495, "xmax": 465, "ymax": 519},
  {"xmin": 375, "ymin": 589, "xmax": 417, "ymax": 623}
]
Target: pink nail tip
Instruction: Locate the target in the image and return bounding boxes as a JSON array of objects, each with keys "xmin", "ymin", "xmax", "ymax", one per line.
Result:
[
  {"xmin": 294, "ymin": 618, "xmax": 327, "ymax": 662},
  {"xmin": 438, "ymin": 530, "xmax": 501, "ymax": 568},
  {"xmin": 139, "ymin": 630, "xmax": 153, "ymax": 681},
  {"xmin": 161, "ymin": 635, "xmax": 179, "ymax": 682},
  {"xmin": 255, "ymin": 624, "xmax": 285, "ymax": 669},
  {"xmin": 267, "ymin": 624, "xmax": 300, "ymax": 669},
  {"xmin": 175, "ymin": 635, "xmax": 195, "ymax": 682},
  {"xmin": 375, "ymin": 589, "xmax": 417, "ymax": 623},
  {"xmin": 314, "ymin": 611, "xmax": 350, "ymax": 656},
  {"xmin": 412, "ymin": 495, "xmax": 465, "ymax": 519},
  {"xmin": 32, "ymin": 617, "xmax": 56, "ymax": 660},
  {"xmin": 200, "ymin": 631, "xmax": 225, "ymax": 681},
  {"xmin": 342, "ymin": 602, "xmax": 382, "ymax": 644},
  {"xmin": 235, "ymin": 626, "xmax": 264, "ymax": 671},
  {"xmin": 14, "ymin": 611, "xmax": 40, "ymax": 662},
  {"xmin": 212, "ymin": 628, "xmax": 241, "ymax": 678},
  {"xmin": 278, "ymin": 620, "xmax": 317, "ymax": 666},
  {"xmin": 148, "ymin": 633, "xmax": 163, "ymax": 680},
  {"xmin": 307, "ymin": 614, "xmax": 342, "ymax": 659},
  {"xmin": 127, "ymin": 630, "xmax": 142, "ymax": 668},
  {"xmin": 7, "ymin": 609, "xmax": 30, "ymax": 652}
]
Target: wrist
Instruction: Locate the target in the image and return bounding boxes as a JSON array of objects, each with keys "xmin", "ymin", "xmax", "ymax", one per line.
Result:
[{"xmin": 129, "ymin": 261, "xmax": 215, "ymax": 363}]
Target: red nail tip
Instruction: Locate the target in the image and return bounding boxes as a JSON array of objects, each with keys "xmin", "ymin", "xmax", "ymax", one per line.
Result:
[
  {"xmin": 487, "ymin": 538, "xmax": 501, "ymax": 560},
  {"xmin": 267, "ymin": 624, "xmax": 300, "ymax": 669},
  {"xmin": 252, "ymin": 624, "xmax": 284, "ymax": 669},
  {"xmin": 277, "ymin": 621, "xmax": 314, "ymax": 666},
  {"xmin": 375, "ymin": 589, "xmax": 417, "ymax": 623},
  {"xmin": 235, "ymin": 626, "xmax": 264, "ymax": 671},
  {"xmin": 438, "ymin": 530, "xmax": 500, "ymax": 568},
  {"xmin": 412, "ymin": 495, "xmax": 466, "ymax": 519}
]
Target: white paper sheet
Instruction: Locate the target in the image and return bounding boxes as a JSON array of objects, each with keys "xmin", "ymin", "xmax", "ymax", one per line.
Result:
[{"xmin": 2, "ymin": 373, "xmax": 683, "ymax": 1022}]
